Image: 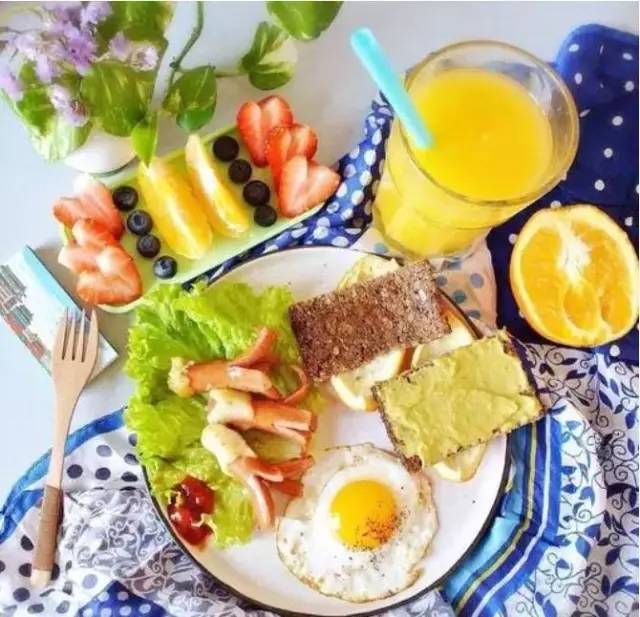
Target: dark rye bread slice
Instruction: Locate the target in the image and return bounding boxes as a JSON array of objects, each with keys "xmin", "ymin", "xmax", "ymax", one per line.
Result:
[
  {"xmin": 288, "ymin": 260, "xmax": 449, "ymax": 382},
  {"xmin": 372, "ymin": 331, "xmax": 544, "ymax": 472}
]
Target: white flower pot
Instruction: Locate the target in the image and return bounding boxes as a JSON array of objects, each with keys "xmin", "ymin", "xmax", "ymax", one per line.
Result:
[{"xmin": 64, "ymin": 129, "xmax": 136, "ymax": 175}]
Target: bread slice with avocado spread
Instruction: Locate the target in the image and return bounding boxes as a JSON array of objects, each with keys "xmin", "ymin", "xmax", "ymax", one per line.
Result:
[
  {"xmin": 289, "ymin": 260, "xmax": 449, "ymax": 381},
  {"xmin": 372, "ymin": 330, "xmax": 543, "ymax": 470}
]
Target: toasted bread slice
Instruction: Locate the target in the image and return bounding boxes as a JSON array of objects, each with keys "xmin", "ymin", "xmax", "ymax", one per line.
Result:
[
  {"xmin": 289, "ymin": 260, "xmax": 449, "ymax": 381},
  {"xmin": 372, "ymin": 330, "xmax": 544, "ymax": 470}
]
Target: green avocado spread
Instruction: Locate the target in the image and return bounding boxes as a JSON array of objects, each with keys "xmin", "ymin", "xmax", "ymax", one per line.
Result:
[{"xmin": 374, "ymin": 330, "xmax": 543, "ymax": 466}]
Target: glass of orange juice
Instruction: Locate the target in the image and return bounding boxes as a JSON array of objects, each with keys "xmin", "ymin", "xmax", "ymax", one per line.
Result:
[{"xmin": 374, "ymin": 41, "xmax": 579, "ymax": 258}]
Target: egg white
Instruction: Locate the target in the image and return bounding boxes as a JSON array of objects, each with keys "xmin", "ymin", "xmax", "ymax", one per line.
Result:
[{"xmin": 276, "ymin": 444, "xmax": 438, "ymax": 603}]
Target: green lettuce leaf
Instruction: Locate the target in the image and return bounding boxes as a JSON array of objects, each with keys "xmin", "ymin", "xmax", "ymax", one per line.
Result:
[
  {"xmin": 145, "ymin": 446, "xmax": 254, "ymax": 548},
  {"xmin": 125, "ymin": 281, "xmax": 322, "ymax": 548},
  {"xmin": 125, "ymin": 395, "xmax": 206, "ymax": 460}
]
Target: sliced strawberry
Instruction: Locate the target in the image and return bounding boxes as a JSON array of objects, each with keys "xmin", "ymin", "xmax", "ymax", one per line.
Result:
[
  {"xmin": 53, "ymin": 176, "xmax": 123, "ymax": 238},
  {"xmin": 53, "ymin": 197, "xmax": 87, "ymax": 230},
  {"xmin": 58, "ymin": 245, "xmax": 100, "ymax": 274},
  {"xmin": 76, "ymin": 245, "xmax": 142, "ymax": 306},
  {"xmin": 266, "ymin": 124, "xmax": 318, "ymax": 188},
  {"xmin": 73, "ymin": 175, "xmax": 124, "ymax": 239},
  {"xmin": 236, "ymin": 96, "xmax": 293, "ymax": 167},
  {"xmin": 277, "ymin": 156, "xmax": 340, "ymax": 218},
  {"xmin": 59, "ymin": 220, "xmax": 120, "ymax": 279},
  {"xmin": 71, "ymin": 219, "xmax": 118, "ymax": 250}
]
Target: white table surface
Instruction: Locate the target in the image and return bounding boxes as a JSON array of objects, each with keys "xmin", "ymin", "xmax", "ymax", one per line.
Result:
[{"xmin": 0, "ymin": 1, "xmax": 637, "ymax": 502}]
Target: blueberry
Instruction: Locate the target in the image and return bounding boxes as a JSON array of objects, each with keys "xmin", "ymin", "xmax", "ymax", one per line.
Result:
[
  {"xmin": 126, "ymin": 210, "xmax": 153, "ymax": 235},
  {"xmin": 212, "ymin": 135, "xmax": 239, "ymax": 162},
  {"xmin": 112, "ymin": 186, "xmax": 138, "ymax": 211},
  {"xmin": 228, "ymin": 159, "xmax": 252, "ymax": 184},
  {"xmin": 243, "ymin": 180, "xmax": 270, "ymax": 207},
  {"xmin": 154, "ymin": 256, "xmax": 177, "ymax": 279},
  {"xmin": 136, "ymin": 234, "xmax": 161, "ymax": 258},
  {"xmin": 253, "ymin": 205, "xmax": 277, "ymax": 227}
]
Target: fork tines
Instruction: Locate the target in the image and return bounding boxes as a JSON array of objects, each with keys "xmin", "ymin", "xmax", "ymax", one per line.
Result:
[{"xmin": 53, "ymin": 309, "xmax": 99, "ymax": 364}]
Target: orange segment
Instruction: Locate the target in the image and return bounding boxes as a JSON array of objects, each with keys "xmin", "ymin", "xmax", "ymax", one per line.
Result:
[
  {"xmin": 510, "ymin": 205, "xmax": 639, "ymax": 347},
  {"xmin": 185, "ymin": 134, "xmax": 251, "ymax": 238},
  {"xmin": 138, "ymin": 158, "xmax": 213, "ymax": 260}
]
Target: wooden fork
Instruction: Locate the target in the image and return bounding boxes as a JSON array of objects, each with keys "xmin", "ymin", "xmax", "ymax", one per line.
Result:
[{"xmin": 31, "ymin": 309, "xmax": 99, "ymax": 588}]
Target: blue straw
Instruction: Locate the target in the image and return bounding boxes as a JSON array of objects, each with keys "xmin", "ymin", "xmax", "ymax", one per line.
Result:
[{"xmin": 351, "ymin": 28, "xmax": 433, "ymax": 149}]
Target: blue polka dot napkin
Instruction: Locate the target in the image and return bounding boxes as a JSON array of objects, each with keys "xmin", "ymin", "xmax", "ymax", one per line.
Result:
[
  {"xmin": 0, "ymin": 24, "xmax": 637, "ymax": 617},
  {"xmin": 487, "ymin": 24, "xmax": 639, "ymax": 366}
]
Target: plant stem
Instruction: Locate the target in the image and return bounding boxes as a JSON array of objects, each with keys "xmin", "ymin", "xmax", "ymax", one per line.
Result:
[
  {"xmin": 168, "ymin": 0, "xmax": 204, "ymax": 86},
  {"xmin": 214, "ymin": 68, "xmax": 244, "ymax": 78}
]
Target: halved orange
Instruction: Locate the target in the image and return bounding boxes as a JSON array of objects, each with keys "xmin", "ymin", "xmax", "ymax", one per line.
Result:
[{"xmin": 510, "ymin": 205, "xmax": 639, "ymax": 347}]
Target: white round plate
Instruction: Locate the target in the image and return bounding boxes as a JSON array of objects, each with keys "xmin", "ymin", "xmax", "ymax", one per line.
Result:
[{"xmin": 145, "ymin": 246, "xmax": 508, "ymax": 616}]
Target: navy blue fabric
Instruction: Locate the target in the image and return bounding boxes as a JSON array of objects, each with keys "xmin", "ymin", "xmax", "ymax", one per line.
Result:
[{"xmin": 487, "ymin": 25, "xmax": 639, "ymax": 364}]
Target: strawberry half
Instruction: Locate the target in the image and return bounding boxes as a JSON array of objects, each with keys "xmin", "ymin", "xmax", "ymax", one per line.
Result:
[
  {"xmin": 277, "ymin": 156, "xmax": 340, "ymax": 218},
  {"xmin": 74, "ymin": 175, "xmax": 124, "ymax": 239},
  {"xmin": 53, "ymin": 176, "xmax": 124, "ymax": 239},
  {"xmin": 58, "ymin": 245, "xmax": 100, "ymax": 274},
  {"xmin": 76, "ymin": 245, "xmax": 142, "ymax": 306},
  {"xmin": 58, "ymin": 220, "xmax": 118, "ymax": 274},
  {"xmin": 236, "ymin": 96, "xmax": 293, "ymax": 167},
  {"xmin": 72, "ymin": 219, "xmax": 118, "ymax": 249},
  {"xmin": 266, "ymin": 124, "xmax": 318, "ymax": 189}
]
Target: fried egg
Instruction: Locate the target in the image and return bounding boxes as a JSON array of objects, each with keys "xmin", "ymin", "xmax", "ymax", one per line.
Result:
[{"xmin": 276, "ymin": 444, "xmax": 438, "ymax": 602}]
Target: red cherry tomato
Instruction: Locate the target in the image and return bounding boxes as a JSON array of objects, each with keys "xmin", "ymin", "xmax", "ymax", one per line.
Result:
[{"xmin": 179, "ymin": 476, "xmax": 215, "ymax": 514}]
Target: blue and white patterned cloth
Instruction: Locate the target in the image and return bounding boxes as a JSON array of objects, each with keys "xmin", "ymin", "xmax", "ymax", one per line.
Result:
[{"xmin": 0, "ymin": 24, "xmax": 637, "ymax": 617}]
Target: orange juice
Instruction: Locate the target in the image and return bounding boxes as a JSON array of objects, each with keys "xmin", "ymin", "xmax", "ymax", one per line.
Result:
[
  {"xmin": 374, "ymin": 43, "xmax": 578, "ymax": 257},
  {"xmin": 412, "ymin": 69, "xmax": 552, "ymax": 200}
]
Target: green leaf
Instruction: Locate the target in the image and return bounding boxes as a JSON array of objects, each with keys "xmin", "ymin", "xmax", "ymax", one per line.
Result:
[
  {"xmin": 30, "ymin": 116, "xmax": 91, "ymax": 161},
  {"xmin": 176, "ymin": 107, "xmax": 214, "ymax": 132},
  {"xmin": 131, "ymin": 111, "xmax": 158, "ymax": 164},
  {"xmin": 163, "ymin": 65, "xmax": 216, "ymax": 132},
  {"xmin": 15, "ymin": 63, "xmax": 54, "ymax": 137},
  {"xmin": 241, "ymin": 22, "xmax": 297, "ymax": 90},
  {"xmin": 266, "ymin": 1, "xmax": 342, "ymax": 41},
  {"xmin": 80, "ymin": 61, "xmax": 154, "ymax": 136},
  {"xmin": 15, "ymin": 85, "xmax": 54, "ymax": 137},
  {"xmin": 98, "ymin": 1, "xmax": 173, "ymax": 46},
  {"xmin": 248, "ymin": 61, "xmax": 295, "ymax": 90}
]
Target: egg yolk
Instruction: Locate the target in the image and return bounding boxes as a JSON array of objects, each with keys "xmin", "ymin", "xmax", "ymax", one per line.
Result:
[{"xmin": 330, "ymin": 480, "xmax": 398, "ymax": 550}]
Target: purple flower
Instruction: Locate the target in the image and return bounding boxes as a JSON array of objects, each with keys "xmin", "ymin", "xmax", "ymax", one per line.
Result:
[
  {"xmin": 66, "ymin": 30, "xmax": 97, "ymax": 75},
  {"xmin": 64, "ymin": 99, "xmax": 88, "ymax": 126},
  {"xmin": 81, "ymin": 2, "xmax": 112, "ymax": 28},
  {"xmin": 44, "ymin": 2, "xmax": 83, "ymax": 25},
  {"xmin": 108, "ymin": 32, "xmax": 130, "ymax": 62},
  {"xmin": 47, "ymin": 84, "xmax": 87, "ymax": 127},
  {"xmin": 34, "ymin": 56, "xmax": 59, "ymax": 84},
  {"xmin": 48, "ymin": 83, "xmax": 72, "ymax": 110},
  {"xmin": 0, "ymin": 68, "xmax": 23, "ymax": 101},
  {"xmin": 43, "ymin": 2, "xmax": 83, "ymax": 36},
  {"xmin": 14, "ymin": 33, "xmax": 41, "ymax": 61},
  {"xmin": 0, "ymin": 31, "xmax": 17, "ymax": 45},
  {"xmin": 130, "ymin": 44, "xmax": 159, "ymax": 72},
  {"xmin": 45, "ymin": 38, "xmax": 68, "ymax": 64}
]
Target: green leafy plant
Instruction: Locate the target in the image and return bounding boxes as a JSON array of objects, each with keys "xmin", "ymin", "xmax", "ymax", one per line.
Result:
[{"xmin": 0, "ymin": 1, "xmax": 342, "ymax": 164}]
